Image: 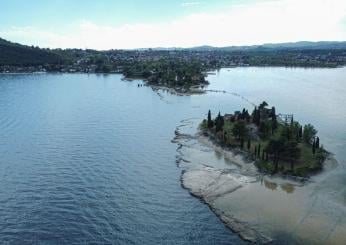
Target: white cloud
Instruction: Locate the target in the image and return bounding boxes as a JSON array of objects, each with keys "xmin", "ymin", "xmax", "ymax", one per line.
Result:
[
  {"xmin": 1, "ymin": 0, "xmax": 345, "ymax": 49},
  {"xmin": 181, "ymin": 2, "xmax": 201, "ymax": 7}
]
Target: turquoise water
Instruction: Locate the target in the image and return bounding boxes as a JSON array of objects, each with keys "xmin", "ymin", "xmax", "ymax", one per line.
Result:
[{"xmin": 0, "ymin": 67, "xmax": 345, "ymax": 244}]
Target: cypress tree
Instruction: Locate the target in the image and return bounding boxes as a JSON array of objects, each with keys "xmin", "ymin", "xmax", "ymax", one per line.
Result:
[
  {"xmin": 247, "ymin": 139, "xmax": 251, "ymax": 150},
  {"xmin": 262, "ymin": 149, "xmax": 265, "ymax": 160},
  {"xmin": 215, "ymin": 112, "xmax": 224, "ymax": 132},
  {"xmin": 258, "ymin": 144, "xmax": 261, "ymax": 158},
  {"xmin": 242, "ymin": 108, "xmax": 246, "ymax": 120},
  {"xmin": 254, "ymin": 146, "xmax": 257, "ymax": 159},
  {"xmin": 240, "ymin": 138, "xmax": 244, "ymax": 149},
  {"xmin": 256, "ymin": 110, "xmax": 261, "ymax": 126},
  {"xmin": 299, "ymin": 126, "xmax": 303, "ymax": 138},
  {"xmin": 316, "ymin": 137, "xmax": 320, "ymax": 149},
  {"xmin": 207, "ymin": 110, "xmax": 212, "ymax": 128},
  {"xmin": 271, "ymin": 107, "xmax": 276, "ymax": 118},
  {"xmin": 272, "ymin": 112, "xmax": 278, "ymax": 134},
  {"xmin": 312, "ymin": 138, "xmax": 316, "ymax": 155},
  {"xmin": 253, "ymin": 106, "xmax": 261, "ymax": 126},
  {"xmin": 252, "ymin": 107, "xmax": 257, "ymax": 124}
]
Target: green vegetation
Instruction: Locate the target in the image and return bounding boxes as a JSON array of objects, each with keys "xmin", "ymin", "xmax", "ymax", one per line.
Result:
[
  {"xmin": 1, "ymin": 37, "xmax": 345, "ymax": 89},
  {"xmin": 201, "ymin": 102, "xmax": 328, "ymax": 177},
  {"xmin": 123, "ymin": 59, "xmax": 208, "ymax": 89},
  {"xmin": 0, "ymin": 38, "xmax": 66, "ymax": 66}
]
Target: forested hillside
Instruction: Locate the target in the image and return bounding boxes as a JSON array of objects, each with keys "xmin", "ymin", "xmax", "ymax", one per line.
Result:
[{"xmin": 0, "ymin": 38, "xmax": 65, "ymax": 65}]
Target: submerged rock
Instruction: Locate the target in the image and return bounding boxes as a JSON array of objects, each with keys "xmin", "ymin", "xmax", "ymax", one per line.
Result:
[{"xmin": 182, "ymin": 168, "xmax": 272, "ymax": 243}]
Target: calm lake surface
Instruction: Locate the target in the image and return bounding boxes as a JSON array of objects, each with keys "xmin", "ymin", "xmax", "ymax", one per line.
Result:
[{"xmin": 0, "ymin": 67, "xmax": 345, "ymax": 244}]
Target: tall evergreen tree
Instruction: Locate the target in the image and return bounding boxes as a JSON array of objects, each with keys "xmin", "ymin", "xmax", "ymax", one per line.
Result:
[
  {"xmin": 252, "ymin": 107, "xmax": 258, "ymax": 124},
  {"xmin": 240, "ymin": 138, "xmax": 244, "ymax": 149},
  {"xmin": 267, "ymin": 138, "xmax": 285, "ymax": 173},
  {"xmin": 312, "ymin": 138, "xmax": 316, "ymax": 154},
  {"xmin": 282, "ymin": 125, "xmax": 291, "ymax": 141},
  {"xmin": 215, "ymin": 112, "xmax": 224, "ymax": 132},
  {"xmin": 252, "ymin": 106, "xmax": 261, "ymax": 126},
  {"xmin": 316, "ymin": 137, "xmax": 320, "ymax": 149},
  {"xmin": 281, "ymin": 141, "xmax": 301, "ymax": 171},
  {"xmin": 207, "ymin": 110, "xmax": 212, "ymax": 128},
  {"xmin": 247, "ymin": 139, "xmax": 251, "ymax": 150},
  {"xmin": 271, "ymin": 106, "xmax": 277, "ymax": 133},
  {"xmin": 299, "ymin": 126, "xmax": 303, "ymax": 138},
  {"xmin": 303, "ymin": 124, "xmax": 317, "ymax": 144}
]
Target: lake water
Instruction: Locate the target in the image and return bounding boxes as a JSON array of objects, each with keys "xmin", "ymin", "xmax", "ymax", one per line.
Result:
[{"xmin": 0, "ymin": 67, "xmax": 345, "ymax": 244}]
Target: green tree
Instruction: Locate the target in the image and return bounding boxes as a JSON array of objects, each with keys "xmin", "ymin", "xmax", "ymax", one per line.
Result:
[
  {"xmin": 252, "ymin": 107, "xmax": 260, "ymax": 126},
  {"xmin": 315, "ymin": 137, "xmax": 320, "ymax": 149},
  {"xmin": 281, "ymin": 141, "xmax": 301, "ymax": 171},
  {"xmin": 282, "ymin": 125, "xmax": 292, "ymax": 141},
  {"xmin": 260, "ymin": 121, "xmax": 271, "ymax": 137},
  {"xmin": 312, "ymin": 138, "xmax": 316, "ymax": 154},
  {"xmin": 303, "ymin": 124, "xmax": 317, "ymax": 144},
  {"xmin": 240, "ymin": 138, "xmax": 244, "ymax": 149},
  {"xmin": 267, "ymin": 138, "xmax": 286, "ymax": 173},
  {"xmin": 215, "ymin": 112, "xmax": 224, "ymax": 132},
  {"xmin": 299, "ymin": 126, "xmax": 303, "ymax": 138},
  {"xmin": 207, "ymin": 110, "xmax": 213, "ymax": 128},
  {"xmin": 271, "ymin": 106, "xmax": 277, "ymax": 133},
  {"xmin": 232, "ymin": 121, "xmax": 248, "ymax": 140}
]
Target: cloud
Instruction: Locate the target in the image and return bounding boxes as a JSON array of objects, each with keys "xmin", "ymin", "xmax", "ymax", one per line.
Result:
[
  {"xmin": 181, "ymin": 2, "xmax": 201, "ymax": 7},
  {"xmin": 1, "ymin": 0, "xmax": 345, "ymax": 49}
]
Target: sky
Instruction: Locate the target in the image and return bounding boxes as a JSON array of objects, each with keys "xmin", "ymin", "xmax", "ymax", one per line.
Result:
[{"xmin": 0, "ymin": 0, "xmax": 345, "ymax": 49}]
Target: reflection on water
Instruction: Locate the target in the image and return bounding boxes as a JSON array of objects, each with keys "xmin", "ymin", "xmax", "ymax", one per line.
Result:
[
  {"xmin": 263, "ymin": 179, "xmax": 278, "ymax": 191},
  {"xmin": 261, "ymin": 179, "xmax": 296, "ymax": 194},
  {"xmin": 280, "ymin": 183, "xmax": 295, "ymax": 194}
]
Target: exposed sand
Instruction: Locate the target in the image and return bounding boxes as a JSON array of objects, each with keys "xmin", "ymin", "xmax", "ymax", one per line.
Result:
[{"xmin": 175, "ymin": 120, "xmax": 343, "ymax": 244}]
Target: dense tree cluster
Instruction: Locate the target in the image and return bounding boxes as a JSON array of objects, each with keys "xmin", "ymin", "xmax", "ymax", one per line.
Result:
[
  {"xmin": 0, "ymin": 38, "xmax": 65, "ymax": 66},
  {"xmin": 123, "ymin": 59, "xmax": 208, "ymax": 88},
  {"xmin": 202, "ymin": 102, "xmax": 327, "ymax": 176}
]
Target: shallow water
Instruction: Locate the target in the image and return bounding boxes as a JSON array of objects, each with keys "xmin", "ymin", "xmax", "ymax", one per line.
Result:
[
  {"xmin": 0, "ymin": 67, "xmax": 345, "ymax": 244},
  {"xmin": 179, "ymin": 67, "xmax": 346, "ymax": 244}
]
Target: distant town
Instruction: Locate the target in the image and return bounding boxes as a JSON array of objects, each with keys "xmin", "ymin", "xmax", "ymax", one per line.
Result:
[{"xmin": 1, "ymin": 38, "xmax": 346, "ymax": 90}]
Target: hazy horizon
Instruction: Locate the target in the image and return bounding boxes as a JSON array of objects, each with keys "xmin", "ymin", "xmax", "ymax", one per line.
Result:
[
  {"xmin": 1, "ymin": 0, "xmax": 345, "ymax": 50},
  {"xmin": 3, "ymin": 37, "xmax": 346, "ymax": 51}
]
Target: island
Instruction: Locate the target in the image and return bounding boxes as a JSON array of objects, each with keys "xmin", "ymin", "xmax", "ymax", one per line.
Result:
[
  {"xmin": 200, "ymin": 101, "xmax": 329, "ymax": 177},
  {"xmin": 122, "ymin": 58, "xmax": 209, "ymax": 93}
]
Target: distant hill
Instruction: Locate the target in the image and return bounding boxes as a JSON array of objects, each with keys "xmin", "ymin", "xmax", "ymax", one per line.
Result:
[
  {"xmin": 1, "ymin": 37, "xmax": 345, "ymax": 68},
  {"xmin": 187, "ymin": 41, "xmax": 346, "ymax": 52},
  {"xmin": 0, "ymin": 38, "xmax": 66, "ymax": 66}
]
